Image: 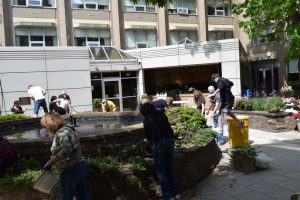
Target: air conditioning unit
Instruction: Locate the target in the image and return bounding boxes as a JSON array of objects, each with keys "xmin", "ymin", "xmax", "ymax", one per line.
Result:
[
  {"xmin": 136, "ymin": 42, "xmax": 148, "ymax": 48},
  {"xmin": 134, "ymin": 5, "xmax": 146, "ymax": 12},
  {"xmin": 87, "ymin": 41, "xmax": 100, "ymax": 47},
  {"xmin": 177, "ymin": 7, "xmax": 188, "ymax": 15}
]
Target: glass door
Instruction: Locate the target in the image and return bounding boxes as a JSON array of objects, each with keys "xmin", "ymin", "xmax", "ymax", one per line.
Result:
[{"xmin": 102, "ymin": 78, "xmax": 122, "ymax": 111}]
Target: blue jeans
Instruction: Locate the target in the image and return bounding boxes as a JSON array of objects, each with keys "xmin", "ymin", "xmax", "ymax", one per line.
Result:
[
  {"xmin": 152, "ymin": 138, "xmax": 180, "ymax": 200},
  {"xmin": 59, "ymin": 162, "xmax": 91, "ymax": 200},
  {"xmin": 215, "ymin": 112, "xmax": 225, "ymax": 144},
  {"xmin": 213, "ymin": 113, "xmax": 218, "ymax": 129},
  {"xmin": 34, "ymin": 99, "xmax": 48, "ymax": 115}
]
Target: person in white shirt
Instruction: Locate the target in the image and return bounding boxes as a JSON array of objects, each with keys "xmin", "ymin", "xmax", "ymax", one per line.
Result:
[{"xmin": 28, "ymin": 85, "xmax": 48, "ymax": 117}]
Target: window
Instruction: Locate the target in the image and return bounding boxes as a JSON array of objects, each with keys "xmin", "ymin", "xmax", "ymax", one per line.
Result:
[
  {"xmin": 207, "ymin": 0, "xmax": 231, "ymax": 16},
  {"xmin": 72, "ymin": 0, "xmax": 109, "ymax": 10},
  {"xmin": 123, "ymin": 0, "xmax": 155, "ymax": 12},
  {"xmin": 288, "ymin": 58, "xmax": 299, "ymax": 74},
  {"xmin": 74, "ymin": 28, "xmax": 111, "ymax": 46},
  {"xmin": 125, "ymin": 30, "xmax": 157, "ymax": 49},
  {"xmin": 12, "ymin": 0, "xmax": 56, "ymax": 7},
  {"xmin": 15, "ymin": 27, "xmax": 57, "ymax": 46},
  {"xmin": 208, "ymin": 31, "xmax": 233, "ymax": 41},
  {"xmin": 168, "ymin": 0, "xmax": 196, "ymax": 15},
  {"xmin": 251, "ymin": 24, "xmax": 276, "ymax": 46},
  {"xmin": 170, "ymin": 30, "xmax": 198, "ymax": 45}
]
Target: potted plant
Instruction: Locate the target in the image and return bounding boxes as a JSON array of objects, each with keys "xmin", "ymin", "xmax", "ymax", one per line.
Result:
[{"xmin": 230, "ymin": 146, "xmax": 257, "ymax": 174}]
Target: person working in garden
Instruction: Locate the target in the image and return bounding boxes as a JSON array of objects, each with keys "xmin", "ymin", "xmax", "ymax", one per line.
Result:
[
  {"xmin": 101, "ymin": 99, "xmax": 117, "ymax": 112},
  {"xmin": 193, "ymin": 90, "xmax": 206, "ymax": 115},
  {"xmin": 28, "ymin": 85, "xmax": 48, "ymax": 117},
  {"xmin": 0, "ymin": 137, "xmax": 18, "ymax": 175},
  {"xmin": 153, "ymin": 97, "xmax": 174, "ymax": 113},
  {"xmin": 10, "ymin": 100, "xmax": 25, "ymax": 114},
  {"xmin": 41, "ymin": 112, "xmax": 91, "ymax": 200},
  {"xmin": 140, "ymin": 102, "xmax": 181, "ymax": 200},
  {"xmin": 209, "ymin": 74, "xmax": 244, "ymax": 128}
]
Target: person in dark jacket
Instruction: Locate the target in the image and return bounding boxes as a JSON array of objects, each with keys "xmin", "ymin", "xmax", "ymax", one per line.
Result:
[
  {"xmin": 140, "ymin": 103, "xmax": 181, "ymax": 200},
  {"xmin": 10, "ymin": 100, "xmax": 25, "ymax": 114},
  {"xmin": 49, "ymin": 96, "xmax": 66, "ymax": 115},
  {"xmin": 0, "ymin": 137, "xmax": 17, "ymax": 173}
]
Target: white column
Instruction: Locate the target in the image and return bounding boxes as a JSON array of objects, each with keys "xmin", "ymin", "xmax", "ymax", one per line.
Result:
[{"xmin": 138, "ymin": 68, "xmax": 145, "ymax": 100}]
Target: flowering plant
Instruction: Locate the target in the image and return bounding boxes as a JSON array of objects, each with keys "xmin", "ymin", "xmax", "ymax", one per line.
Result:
[
  {"xmin": 292, "ymin": 111, "xmax": 300, "ymax": 120},
  {"xmin": 282, "ymin": 97, "xmax": 296, "ymax": 104},
  {"xmin": 280, "ymin": 81, "xmax": 293, "ymax": 97}
]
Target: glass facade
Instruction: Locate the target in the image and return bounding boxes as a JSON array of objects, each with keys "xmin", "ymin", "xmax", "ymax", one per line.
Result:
[
  {"xmin": 168, "ymin": 0, "xmax": 197, "ymax": 14},
  {"xmin": 12, "ymin": 0, "xmax": 56, "ymax": 7},
  {"xmin": 71, "ymin": 0, "xmax": 109, "ymax": 10},
  {"xmin": 125, "ymin": 30, "xmax": 157, "ymax": 49},
  {"xmin": 74, "ymin": 28, "xmax": 111, "ymax": 47},
  {"xmin": 15, "ymin": 27, "xmax": 57, "ymax": 46},
  {"xmin": 123, "ymin": 0, "xmax": 155, "ymax": 12},
  {"xmin": 91, "ymin": 71, "xmax": 138, "ymax": 111},
  {"xmin": 207, "ymin": 0, "xmax": 231, "ymax": 16}
]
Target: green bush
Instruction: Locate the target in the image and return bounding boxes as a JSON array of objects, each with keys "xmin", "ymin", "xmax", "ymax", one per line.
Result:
[
  {"xmin": 234, "ymin": 97, "xmax": 285, "ymax": 112},
  {"xmin": 92, "ymin": 99, "xmax": 102, "ymax": 111},
  {"xmin": 0, "ymin": 114, "xmax": 26, "ymax": 122},
  {"xmin": 166, "ymin": 107, "xmax": 206, "ymax": 130},
  {"xmin": 191, "ymin": 129, "xmax": 216, "ymax": 145},
  {"xmin": 0, "ymin": 157, "xmax": 42, "ymax": 189}
]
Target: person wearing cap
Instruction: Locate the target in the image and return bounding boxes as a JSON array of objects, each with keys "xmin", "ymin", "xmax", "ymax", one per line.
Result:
[{"xmin": 101, "ymin": 99, "xmax": 117, "ymax": 112}]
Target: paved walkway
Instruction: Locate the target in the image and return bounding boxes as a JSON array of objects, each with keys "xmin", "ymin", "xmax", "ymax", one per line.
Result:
[{"xmin": 182, "ymin": 129, "xmax": 300, "ymax": 200}]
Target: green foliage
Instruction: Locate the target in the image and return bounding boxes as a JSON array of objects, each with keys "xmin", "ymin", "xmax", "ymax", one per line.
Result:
[
  {"xmin": 121, "ymin": 146, "xmax": 139, "ymax": 158},
  {"xmin": 128, "ymin": 156, "xmax": 148, "ymax": 171},
  {"xmin": 87, "ymin": 156, "xmax": 121, "ymax": 175},
  {"xmin": 125, "ymin": 175, "xmax": 139, "ymax": 186},
  {"xmin": 92, "ymin": 99, "xmax": 102, "ymax": 111},
  {"xmin": 288, "ymin": 80, "xmax": 300, "ymax": 90},
  {"xmin": 166, "ymin": 108, "xmax": 206, "ymax": 130},
  {"xmin": 234, "ymin": 97, "xmax": 285, "ymax": 112},
  {"xmin": 0, "ymin": 114, "xmax": 26, "ymax": 122},
  {"xmin": 0, "ymin": 170, "xmax": 42, "ymax": 189},
  {"xmin": 18, "ymin": 157, "xmax": 41, "ymax": 172},
  {"xmin": 191, "ymin": 129, "xmax": 216, "ymax": 146},
  {"xmin": 130, "ymin": 0, "xmax": 170, "ymax": 7},
  {"xmin": 0, "ymin": 157, "xmax": 42, "ymax": 189},
  {"xmin": 238, "ymin": 146, "xmax": 257, "ymax": 158},
  {"xmin": 232, "ymin": 0, "xmax": 300, "ymax": 61}
]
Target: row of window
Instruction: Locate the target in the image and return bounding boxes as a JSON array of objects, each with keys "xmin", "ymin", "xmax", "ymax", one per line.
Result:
[
  {"xmin": 15, "ymin": 27, "xmax": 233, "ymax": 48},
  {"xmin": 11, "ymin": 0, "xmax": 232, "ymax": 16}
]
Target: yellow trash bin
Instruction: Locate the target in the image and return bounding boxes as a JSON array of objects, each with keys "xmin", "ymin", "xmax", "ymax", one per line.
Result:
[{"xmin": 227, "ymin": 115, "xmax": 249, "ymax": 148}]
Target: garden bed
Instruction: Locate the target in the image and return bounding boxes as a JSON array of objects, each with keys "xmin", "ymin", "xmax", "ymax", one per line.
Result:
[
  {"xmin": 0, "ymin": 139, "xmax": 222, "ymax": 200},
  {"xmin": 232, "ymin": 110, "xmax": 296, "ymax": 132}
]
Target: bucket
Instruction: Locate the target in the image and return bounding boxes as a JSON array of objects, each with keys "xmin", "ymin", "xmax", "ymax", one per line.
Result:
[{"xmin": 33, "ymin": 171, "xmax": 58, "ymax": 194}]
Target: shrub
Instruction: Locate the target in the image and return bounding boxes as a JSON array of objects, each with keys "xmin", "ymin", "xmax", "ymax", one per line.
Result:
[
  {"xmin": 0, "ymin": 114, "xmax": 26, "ymax": 122},
  {"xmin": 234, "ymin": 97, "xmax": 285, "ymax": 112},
  {"xmin": 166, "ymin": 108, "xmax": 206, "ymax": 130},
  {"xmin": 92, "ymin": 99, "xmax": 102, "ymax": 111}
]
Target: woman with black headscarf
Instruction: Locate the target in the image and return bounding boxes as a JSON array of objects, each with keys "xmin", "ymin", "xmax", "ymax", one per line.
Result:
[{"xmin": 140, "ymin": 102, "xmax": 181, "ymax": 200}]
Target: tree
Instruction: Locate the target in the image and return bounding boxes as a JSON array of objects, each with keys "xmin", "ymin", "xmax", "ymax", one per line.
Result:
[{"xmin": 232, "ymin": 0, "xmax": 300, "ymax": 63}]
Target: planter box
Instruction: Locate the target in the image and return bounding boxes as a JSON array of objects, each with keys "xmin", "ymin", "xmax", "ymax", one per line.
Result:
[
  {"xmin": 0, "ymin": 140, "xmax": 222, "ymax": 200},
  {"xmin": 231, "ymin": 151, "xmax": 256, "ymax": 174},
  {"xmin": 232, "ymin": 110, "xmax": 296, "ymax": 132}
]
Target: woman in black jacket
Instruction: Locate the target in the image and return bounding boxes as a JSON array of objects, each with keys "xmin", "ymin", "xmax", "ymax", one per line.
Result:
[{"xmin": 140, "ymin": 103, "xmax": 181, "ymax": 200}]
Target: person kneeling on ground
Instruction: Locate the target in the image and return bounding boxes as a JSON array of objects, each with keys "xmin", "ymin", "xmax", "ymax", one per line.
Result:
[
  {"xmin": 0, "ymin": 137, "xmax": 18, "ymax": 175},
  {"xmin": 101, "ymin": 99, "xmax": 117, "ymax": 112},
  {"xmin": 10, "ymin": 100, "xmax": 25, "ymax": 114},
  {"xmin": 49, "ymin": 96, "xmax": 66, "ymax": 115},
  {"xmin": 140, "ymin": 103, "xmax": 181, "ymax": 200},
  {"xmin": 41, "ymin": 112, "xmax": 91, "ymax": 200}
]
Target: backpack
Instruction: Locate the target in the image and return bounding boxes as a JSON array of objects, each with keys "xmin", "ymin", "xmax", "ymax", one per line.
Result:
[{"xmin": 0, "ymin": 137, "xmax": 17, "ymax": 159}]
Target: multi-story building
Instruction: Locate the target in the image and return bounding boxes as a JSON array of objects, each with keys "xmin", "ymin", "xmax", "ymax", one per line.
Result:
[{"xmin": 1, "ymin": 0, "xmax": 294, "ymax": 112}]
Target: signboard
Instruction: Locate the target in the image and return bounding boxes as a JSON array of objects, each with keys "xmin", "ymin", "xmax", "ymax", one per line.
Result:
[{"xmin": 19, "ymin": 97, "xmax": 31, "ymax": 105}]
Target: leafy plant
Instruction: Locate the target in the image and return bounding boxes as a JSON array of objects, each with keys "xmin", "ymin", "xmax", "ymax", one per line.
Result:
[
  {"xmin": 87, "ymin": 156, "xmax": 121, "ymax": 175},
  {"xmin": 125, "ymin": 175, "xmax": 139, "ymax": 186},
  {"xmin": 128, "ymin": 156, "xmax": 148, "ymax": 171},
  {"xmin": 0, "ymin": 170, "xmax": 42, "ymax": 189},
  {"xmin": 191, "ymin": 129, "xmax": 216, "ymax": 145},
  {"xmin": 92, "ymin": 99, "xmax": 102, "ymax": 111},
  {"xmin": 238, "ymin": 146, "xmax": 257, "ymax": 159},
  {"xmin": 18, "ymin": 157, "xmax": 41, "ymax": 172},
  {"xmin": 234, "ymin": 97, "xmax": 285, "ymax": 112},
  {"xmin": 0, "ymin": 114, "xmax": 27, "ymax": 122},
  {"xmin": 166, "ymin": 108, "xmax": 206, "ymax": 130}
]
